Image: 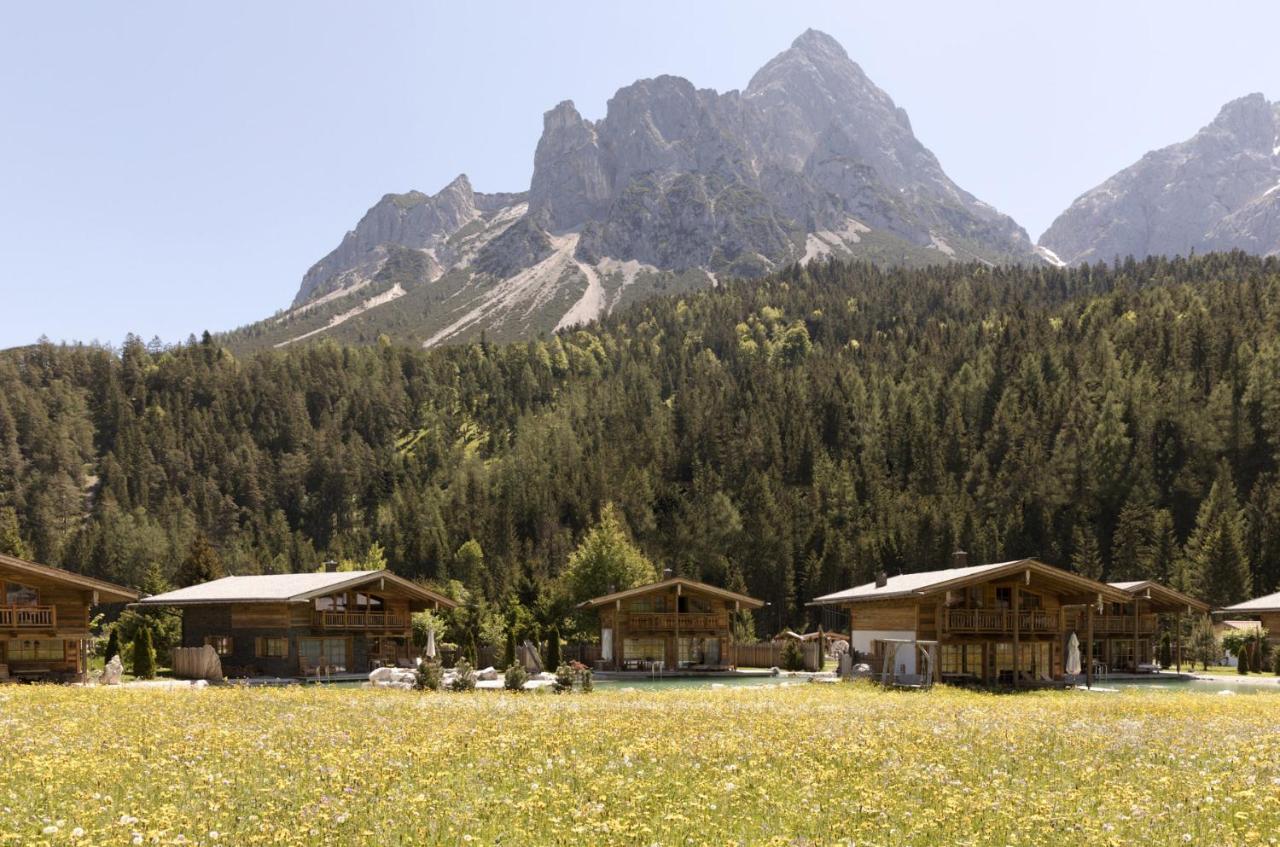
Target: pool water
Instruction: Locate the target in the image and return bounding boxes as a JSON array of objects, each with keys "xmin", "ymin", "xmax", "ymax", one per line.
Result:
[{"xmin": 1102, "ymin": 677, "xmax": 1280, "ymax": 696}]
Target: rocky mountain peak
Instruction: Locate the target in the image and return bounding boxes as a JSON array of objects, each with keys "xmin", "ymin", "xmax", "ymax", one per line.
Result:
[
  {"xmin": 790, "ymin": 28, "xmax": 851, "ymax": 62},
  {"xmin": 1206, "ymin": 93, "xmax": 1276, "ymax": 152}
]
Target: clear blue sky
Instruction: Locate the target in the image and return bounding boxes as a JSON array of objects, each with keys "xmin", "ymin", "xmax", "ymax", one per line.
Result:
[{"xmin": 2, "ymin": 1, "xmax": 1277, "ymax": 349}]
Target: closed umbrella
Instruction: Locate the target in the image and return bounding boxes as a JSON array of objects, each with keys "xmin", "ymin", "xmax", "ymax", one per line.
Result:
[
  {"xmin": 1065, "ymin": 632, "xmax": 1082, "ymax": 677},
  {"xmin": 426, "ymin": 627, "xmax": 437, "ymax": 660}
]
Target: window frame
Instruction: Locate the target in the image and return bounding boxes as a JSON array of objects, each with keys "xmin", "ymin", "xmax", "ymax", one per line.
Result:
[{"xmin": 204, "ymin": 635, "xmax": 234, "ymax": 656}]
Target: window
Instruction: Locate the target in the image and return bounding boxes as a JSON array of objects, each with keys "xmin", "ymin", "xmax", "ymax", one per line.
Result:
[
  {"xmin": 995, "ymin": 587, "xmax": 1012, "ymax": 609},
  {"xmin": 5, "ymin": 582, "xmax": 39, "ymax": 606},
  {"xmin": 204, "ymin": 636, "xmax": 233, "ymax": 656},
  {"xmin": 678, "ymin": 596, "xmax": 711, "ymax": 614},
  {"xmin": 314, "ymin": 594, "xmax": 347, "ymax": 612},
  {"xmin": 255, "ymin": 637, "xmax": 288, "ymax": 658},
  {"xmin": 622, "ymin": 637, "xmax": 665, "ymax": 662},
  {"xmin": 8, "ymin": 639, "xmax": 66, "ymax": 661},
  {"xmin": 941, "ymin": 644, "xmax": 983, "ymax": 676},
  {"xmin": 628, "ymin": 597, "xmax": 666, "ymax": 613},
  {"xmin": 298, "ymin": 637, "xmax": 347, "ymax": 667},
  {"xmin": 355, "ymin": 593, "xmax": 384, "ymax": 611}
]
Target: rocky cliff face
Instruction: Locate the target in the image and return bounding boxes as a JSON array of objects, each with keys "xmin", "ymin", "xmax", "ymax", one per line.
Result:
[
  {"xmin": 275, "ymin": 29, "xmax": 1037, "ymax": 349},
  {"xmin": 1039, "ymin": 94, "xmax": 1280, "ymax": 265}
]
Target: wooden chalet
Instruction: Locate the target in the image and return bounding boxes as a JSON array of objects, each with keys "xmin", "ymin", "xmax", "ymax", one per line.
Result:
[
  {"xmin": 1, "ymin": 552, "xmax": 138, "ymax": 681},
  {"xmin": 810, "ymin": 553, "xmax": 1199, "ymax": 687},
  {"xmin": 1219, "ymin": 590, "xmax": 1280, "ymax": 648},
  {"xmin": 1105, "ymin": 581, "xmax": 1210, "ymax": 672},
  {"xmin": 580, "ymin": 577, "xmax": 764, "ymax": 671},
  {"xmin": 135, "ymin": 569, "xmax": 455, "ymax": 677}
]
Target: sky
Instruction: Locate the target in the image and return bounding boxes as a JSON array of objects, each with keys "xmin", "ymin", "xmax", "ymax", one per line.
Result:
[{"xmin": 2, "ymin": 1, "xmax": 1278, "ymax": 349}]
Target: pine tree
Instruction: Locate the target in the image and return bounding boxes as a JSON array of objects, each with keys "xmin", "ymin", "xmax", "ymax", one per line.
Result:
[
  {"xmin": 1071, "ymin": 524, "xmax": 1103, "ymax": 580},
  {"xmin": 131, "ymin": 627, "xmax": 156, "ymax": 679},
  {"xmin": 1183, "ymin": 462, "xmax": 1252, "ymax": 606},
  {"xmin": 103, "ymin": 628, "xmax": 120, "ymax": 663},
  {"xmin": 544, "ymin": 624, "xmax": 561, "ymax": 671},
  {"xmin": 175, "ymin": 533, "xmax": 223, "ymax": 587},
  {"xmin": 1111, "ymin": 495, "xmax": 1153, "ymax": 579},
  {"xmin": 0, "ymin": 506, "xmax": 31, "ymax": 559},
  {"xmin": 562, "ymin": 504, "xmax": 656, "ymax": 604}
]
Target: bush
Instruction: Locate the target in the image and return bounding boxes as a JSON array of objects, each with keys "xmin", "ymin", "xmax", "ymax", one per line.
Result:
[
  {"xmin": 579, "ymin": 667, "xmax": 593, "ymax": 693},
  {"xmin": 102, "ymin": 628, "xmax": 120, "ymax": 663},
  {"xmin": 544, "ymin": 625, "xmax": 561, "ymax": 672},
  {"xmin": 450, "ymin": 659, "xmax": 476, "ymax": 692},
  {"xmin": 780, "ymin": 639, "xmax": 805, "ymax": 672},
  {"xmin": 1272, "ymin": 650, "xmax": 1280, "ymax": 676},
  {"xmin": 415, "ymin": 660, "xmax": 442, "ymax": 691},
  {"xmin": 504, "ymin": 663, "xmax": 529, "ymax": 691},
  {"xmin": 1158, "ymin": 632, "xmax": 1172, "ymax": 669},
  {"xmin": 131, "ymin": 627, "xmax": 156, "ymax": 679},
  {"xmin": 553, "ymin": 664, "xmax": 575, "ymax": 693}
]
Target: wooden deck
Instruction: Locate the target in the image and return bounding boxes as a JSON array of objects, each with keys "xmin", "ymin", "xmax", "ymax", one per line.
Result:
[
  {"xmin": 0, "ymin": 605, "xmax": 56, "ymax": 629},
  {"xmin": 311, "ymin": 611, "xmax": 408, "ymax": 630}
]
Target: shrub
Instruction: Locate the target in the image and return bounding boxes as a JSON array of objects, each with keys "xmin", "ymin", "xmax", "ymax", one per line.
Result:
[
  {"xmin": 130, "ymin": 627, "xmax": 156, "ymax": 679},
  {"xmin": 503, "ymin": 630, "xmax": 516, "ymax": 670},
  {"xmin": 579, "ymin": 667, "xmax": 593, "ymax": 693},
  {"xmin": 450, "ymin": 659, "xmax": 476, "ymax": 692},
  {"xmin": 1272, "ymin": 649, "xmax": 1280, "ymax": 676},
  {"xmin": 415, "ymin": 660, "xmax": 442, "ymax": 691},
  {"xmin": 1158, "ymin": 632, "xmax": 1172, "ymax": 668},
  {"xmin": 553, "ymin": 664, "xmax": 575, "ymax": 693},
  {"xmin": 780, "ymin": 639, "xmax": 805, "ymax": 672},
  {"xmin": 504, "ymin": 663, "xmax": 529, "ymax": 691},
  {"xmin": 544, "ymin": 625, "xmax": 561, "ymax": 672},
  {"xmin": 103, "ymin": 628, "xmax": 120, "ymax": 663}
]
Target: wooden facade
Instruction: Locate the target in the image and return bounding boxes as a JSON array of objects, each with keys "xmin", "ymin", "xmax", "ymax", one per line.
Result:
[
  {"xmin": 581, "ymin": 578, "xmax": 764, "ymax": 671},
  {"xmin": 0, "ymin": 552, "xmax": 137, "ymax": 680},
  {"xmin": 811, "ymin": 557, "xmax": 1201, "ymax": 687},
  {"xmin": 135, "ymin": 570, "xmax": 455, "ymax": 678},
  {"xmin": 1219, "ymin": 590, "xmax": 1280, "ymax": 649}
]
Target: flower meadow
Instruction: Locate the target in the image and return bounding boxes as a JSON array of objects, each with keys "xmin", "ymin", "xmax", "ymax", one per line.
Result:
[{"xmin": 2, "ymin": 683, "xmax": 1279, "ymax": 846}]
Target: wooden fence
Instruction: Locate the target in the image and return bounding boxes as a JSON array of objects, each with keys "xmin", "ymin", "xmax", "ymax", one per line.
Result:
[{"xmin": 733, "ymin": 641, "xmax": 823, "ymax": 671}]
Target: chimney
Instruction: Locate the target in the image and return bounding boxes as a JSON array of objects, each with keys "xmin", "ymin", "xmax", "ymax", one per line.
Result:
[
  {"xmin": 952, "ymin": 550, "xmax": 969, "ymax": 569},
  {"xmin": 662, "ymin": 567, "xmax": 674, "ymax": 580},
  {"xmin": 874, "ymin": 570, "xmax": 888, "ymax": 589}
]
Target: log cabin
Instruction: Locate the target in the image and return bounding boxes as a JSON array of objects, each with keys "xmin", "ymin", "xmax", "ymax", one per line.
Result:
[
  {"xmin": 134, "ymin": 570, "xmax": 455, "ymax": 677},
  {"xmin": 1219, "ymin": 590, "xmax": 1280, "ymax": 649},
  {"xmin": 809, "ymin": 554, "xmax": 1171, "ymax": 687},
  {"xmin": 580, "ymin": 577, "xmax": 764, "ymax": 671},
  {"xmin": 1103, "ymin": 581, "xmax": 1210, "ymax": 672},
  {"xmin": 1, "ymin": 552, "xmax": 138, "ymax": 681}
]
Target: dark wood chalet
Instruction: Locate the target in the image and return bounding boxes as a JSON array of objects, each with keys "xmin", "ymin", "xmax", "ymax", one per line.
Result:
[
  {"xmin": 1, "ymin": 552, "xmax": 138, "ymax": 681},
  {"xmin": 580, "ymin": 577, "xmax": 764, "ymax": 671},
  {"xmin": 135, "ymin": 569, "xmax": 455, "ymax": 677},
  {"xmin": 810, "ymin": 554, "xmax": 1201, "ymax": 686}
]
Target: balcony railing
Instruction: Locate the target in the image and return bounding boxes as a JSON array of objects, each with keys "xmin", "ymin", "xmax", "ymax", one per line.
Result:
[
  {"xmin": 1063, "ymin": 613, "xmax": 1158, "ymax": 636},
  {"xmin": 312, "ymin": 611, "xmax": 407, "ymax": 630},
  {"xmin": 942, "ymin": 608, "xmax": 1058, "ymax": 634},
  {"xmin": 0, "ymin": 605, "xmax": 57, "ymax": 629},
  {"xmin": 626, "ymin": 612, "xmax": 729, "ymax": 632}
]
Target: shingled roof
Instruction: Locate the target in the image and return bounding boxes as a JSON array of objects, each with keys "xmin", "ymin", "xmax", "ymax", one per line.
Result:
[{"xmin": 0, "ymin": 552, "xmax": 138, "ymax": 603}]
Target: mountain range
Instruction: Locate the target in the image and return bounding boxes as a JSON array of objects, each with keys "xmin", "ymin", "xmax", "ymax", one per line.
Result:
[{"xmin": 224, "ymin": 32, "xmax": 1278, "ymax": 352}]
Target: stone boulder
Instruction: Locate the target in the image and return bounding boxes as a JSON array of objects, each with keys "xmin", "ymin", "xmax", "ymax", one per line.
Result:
[{"xmin": 101, "ymin": 655, "xmax": 124, "ymax": 685}]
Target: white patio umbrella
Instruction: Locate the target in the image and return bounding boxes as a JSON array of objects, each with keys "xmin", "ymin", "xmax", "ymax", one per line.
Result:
[
  {"xmin": 425, "ymin": 627, "xmax": 437, "ymax": 659},
  {"xmin": 1065, "ymin": 632, "xmax": 1082, "ymax": 677}
]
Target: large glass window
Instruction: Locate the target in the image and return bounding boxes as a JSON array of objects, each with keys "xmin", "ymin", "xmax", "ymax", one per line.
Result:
[
  {"xmin": 355, "ymin": 593, "xmax": 384, "ymax": 611},
  {"xmin": 298, "ymin": 637, "xmax": 347, "ymax": 667},
  {"xmin": 255, "ymin": 637, "xmax": 288, "ymax": 658},
  {"xmin": 4, "ymin": 582, "xmax": 39, "ymax": 606},
  {"xmin": 314, "ymin": 594, "xmax": 347, "ymax": 612},
  {"xmin": 622, "ymin": 637, "xmax": 665, "ymax": 662},
  {"xmin": 8, "ymin": 639, "xmax": 65, "ymax": 661}
]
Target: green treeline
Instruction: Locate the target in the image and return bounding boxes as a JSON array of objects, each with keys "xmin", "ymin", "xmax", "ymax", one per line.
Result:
[{"xmin": 2, "ymin": 251, "xmax": 1279, "ymax": 631}]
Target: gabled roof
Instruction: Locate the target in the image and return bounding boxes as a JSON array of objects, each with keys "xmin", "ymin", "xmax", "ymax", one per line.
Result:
[
  {"xmin": 0, "ymin": 552, "xmax": 138, "ymax": 603},
  {"xmin": 1109, "ymin": 580, "xmax": 1210, "ymax": 612},
  {"xmin": 1220, "ymin": 590, "xmax": 1280, "ymax": 614},
  {"xmin": 809, "ymin": 559, "xmax": 1130, "ymax": 606},
  {"xmin": 580, "ymin": 577, "xmax": 764, "ymax": 609},
  {"xmin": 1216, "ymin": 619, "xmax": 1262, "ymax": 631},
  {"xmin": 134, "ymin": 569, "xmax": 456, "ymax": 608}
]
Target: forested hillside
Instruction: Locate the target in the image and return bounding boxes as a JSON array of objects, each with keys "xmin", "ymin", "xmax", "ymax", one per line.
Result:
[{"xmin": 2, "ymin": 252, "xmax": 1279, "ymax": 634}]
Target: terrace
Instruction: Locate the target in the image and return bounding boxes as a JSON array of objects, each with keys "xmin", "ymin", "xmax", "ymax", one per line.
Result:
[
  {"xmin": 0, "ymin": 605, "xmax": 56, "ymax": 630},
  {"xmin": 311, "ymin": 610, "xmax": 408, "ymax": 630}
]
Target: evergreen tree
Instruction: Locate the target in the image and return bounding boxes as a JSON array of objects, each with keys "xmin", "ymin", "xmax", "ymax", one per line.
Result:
[
  {"xmin": 544, "ymin": 624, "xmax": 561, "ymax": 671},
  {"xmin": 562, "ymin": 504, "xmax": 656, "ymax": 604},
  {"xmin": 1183, "ymin": 462, "xmax": 1252, "ymax": 606},
  {"xmin": 1071, "ymin": 525, "xmax": 1103, "ymax": 580},
  {"xmin": 131, "ymin": 626, "xmax": 156, "ymax": 679},
  {"xmin": 103, "ymin": 627, "xmax": 120, "ymax": 662},
  {"xmin": 175, "ymin": 533, "xmax": 223, "ymax": 587},
  {"xmin": 0, "ymin": 506, "xmax": 31, "ymax": 559}
]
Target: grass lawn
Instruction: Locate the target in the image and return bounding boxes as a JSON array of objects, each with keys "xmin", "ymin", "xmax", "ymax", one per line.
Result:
[
  {"xmin": 2, "ymin": 683, "xmax": 1278, "ymax": 845},
  {"xmin": 1195, "ymin": 665, "xmax": 1278, "ymax": 678}
]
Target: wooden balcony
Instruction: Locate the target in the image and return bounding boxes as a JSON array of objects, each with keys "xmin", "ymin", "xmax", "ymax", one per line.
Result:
[
  {"xmin": 312, "ymin": 611, "xmax": 407, "ymax": 631},
  {"xmin": 1063, "ymin": 613, "xmax": 1158, "ymax": 636},
  {"xmin": 0, "ymin": 605, "xmax": 56, "ymax": 630},
  {"xmin": 625, "ymin": 612, "xmax": 729, "ymax": 632},
  {"xmin": 941, "ymin": 608, "xmax": 1059, "ymax": 635}
]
